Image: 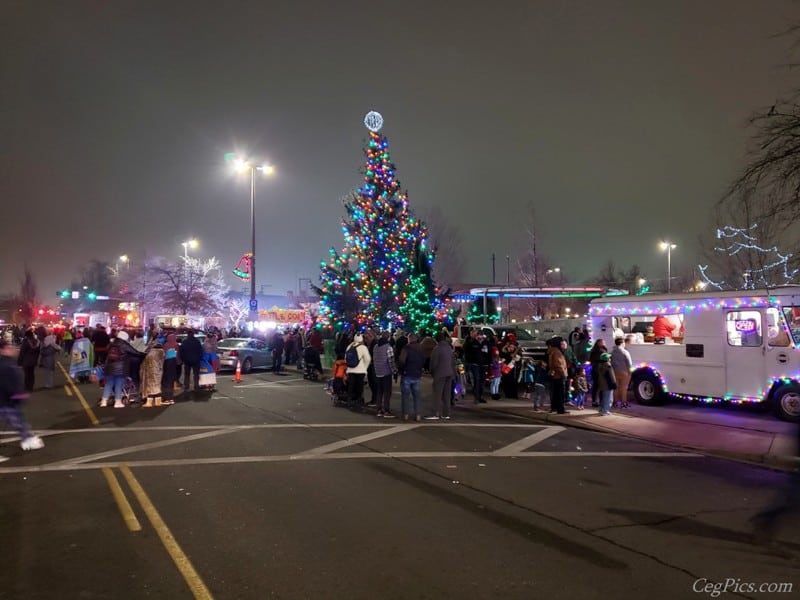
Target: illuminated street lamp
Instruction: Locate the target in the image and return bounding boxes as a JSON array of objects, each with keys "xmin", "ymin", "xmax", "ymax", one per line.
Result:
[
  {"xmin": 229, "ymin": 155, "xmax": 275, "ymax": 321},
  {"xmin": 181, "ymin": 239, "xmax": 198, "ymax": 261},
  {"xmin": 660, "ymin": 241, "xmax": 677, "ymax": 293}
]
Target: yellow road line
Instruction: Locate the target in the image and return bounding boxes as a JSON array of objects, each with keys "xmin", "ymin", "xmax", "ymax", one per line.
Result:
[
  {"xmin": 102, "ymin": 467, "xmax": 142, "ymax": 531},
  {"xmin": 119, "ymin": 464, "xmax": 214, "ymax": 600},
  {"xmin": 64, "ymin": 384, "xmax": 72, "ymax": 397},
  {"xmin": 57, "ymin": 362, "xmax": 99, "ymax": 426}
]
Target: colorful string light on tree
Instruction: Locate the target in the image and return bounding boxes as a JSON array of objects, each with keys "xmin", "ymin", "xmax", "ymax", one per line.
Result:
[{"xmin": 318, "ymin": 112, "xmax": 442, "ymax": 330}]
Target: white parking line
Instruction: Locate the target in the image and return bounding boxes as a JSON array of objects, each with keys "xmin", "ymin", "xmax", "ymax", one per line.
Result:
[
  {"xmin": 299, "ymin": 424, "xmax": 421, "ymax": 455},
  {"xmin": 0, "ymin": 451, "xmax": 700, "ymax": 474},
  {"xmin": 493, "ymin": 426, "xmax": 565, "ymax": 456}
]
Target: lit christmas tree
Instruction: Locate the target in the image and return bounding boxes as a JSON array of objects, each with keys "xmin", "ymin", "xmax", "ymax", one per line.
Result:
[
  {"xmin": 400, "ymin": 240, "xmax": 440, "ymax": 333},
  {"xmin": 467, "ymin": 296, "xmax": 500, "ymax": 324},
  {"xmin": 318, "ymin": 111, "xmax": 441, "ymax": 330}
]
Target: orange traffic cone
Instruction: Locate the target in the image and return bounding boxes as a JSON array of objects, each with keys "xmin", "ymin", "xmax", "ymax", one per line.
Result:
[{"xmin": 234, "ymin": 360, "xmax": 242, "ymax": 383}]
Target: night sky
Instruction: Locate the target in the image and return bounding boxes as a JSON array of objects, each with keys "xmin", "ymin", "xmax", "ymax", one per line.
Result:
[{"xmin": 2, "ymin": 0, "xmax": 797, "ymax": 299}]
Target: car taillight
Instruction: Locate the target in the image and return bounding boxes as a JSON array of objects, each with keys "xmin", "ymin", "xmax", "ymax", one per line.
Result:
[{"xmin": 228, "ymin": 350, "xmax": 239, "ymax": 357}]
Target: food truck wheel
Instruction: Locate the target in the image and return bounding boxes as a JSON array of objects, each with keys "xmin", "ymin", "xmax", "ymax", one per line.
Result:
[
  {"xmin": 773, "ymin": 385, "xmax": 800, "ymax": 423},
  {"xmin": 632, "ymin": 372, "xmax": 663, "ymax": 406}
]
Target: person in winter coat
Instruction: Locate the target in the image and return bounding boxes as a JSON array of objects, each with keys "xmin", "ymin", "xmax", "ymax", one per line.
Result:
[
  {"xmin": 0, "ymin": 339, "xmax": 44, "ymax": 458},
  {"xmin": 179, "ymin": 331, "xmax": 204, "ymax": 391},
  {"xmin": 589, "ymin": 339, "xmax": 608, "ymax": 407},
  {"xmin": 39, "ymin": 329, "xmax": 61, "ymax": 388},
  {"xmin": 371, "ymin": 332, "xmax": 395, "ymax": 417},
  {"xmin": 100, "ymin": 331, "xmax": 142, "ymax": 408},
  {"xmin": 18, "ymin": 330, "xmax": 40, "ymax": 392},
  {"xmin": 271, "ymin": 331, "xmax": 285, "ymax": 374},
  {"xmin": 345, "ymin": 333, "xmax": 371, "ymax": 410},
  {"xmin": 428, "ymin": 332, "xmax": 455, "ymax": 420},
  {"xmin": 596, "ymin": 352, "xmax": 617, "ymax": 416},
  {"xmin": 69, "ymin": 331, "xmax": 94, "ymax": 382},
  {"xmin": 547, "ymin": 337, "xmax": 569, "ymax": 414},
  {"xmin": 610, "ymin": 337, "xmax": 633, "ymax": 408},
  {"xmin": 91, "ymin": 325, "xmax": 110, "ymax": 366},
  {"xmin": 161, "ymin": 334, "xmax": 179, "ymax": 404},
  {"xmin": 399, "ymin": 333, "xmax": 425, "ymax": 421},
  {"xmin": 140, "ymin": 341, "xmax": 165, "ymax": 407}
]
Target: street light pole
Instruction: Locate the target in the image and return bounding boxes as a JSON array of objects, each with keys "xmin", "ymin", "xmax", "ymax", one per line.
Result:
[
  {"xmin": 250, "ymin": 165, "xmax": 257, "ymax": 319},
  {"xmin": 660, "ymin": 241, "xmax": 676, "ymax": 293},
  {"xmin": 228, "ymin": 156, "xmax": 274, "ymax": 322}
]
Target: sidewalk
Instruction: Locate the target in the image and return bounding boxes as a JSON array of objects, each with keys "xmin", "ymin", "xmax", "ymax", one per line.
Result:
[{"xmin": 455, "ymin": 397, "xmax": 799, "ymax": 471}]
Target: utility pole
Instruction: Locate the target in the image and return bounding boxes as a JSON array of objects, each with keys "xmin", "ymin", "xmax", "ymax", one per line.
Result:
[
  {"xmin": 506, "ymin": 254, "xmax": 511, "ymax": 322},
  {"xmin": 491, "ymin": 253, "xmax": 496, "ymax": 285}
]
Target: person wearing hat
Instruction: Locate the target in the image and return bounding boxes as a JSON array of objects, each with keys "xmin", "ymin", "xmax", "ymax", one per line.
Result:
[
  {"xmin": 345, "ymin": 333, "xmax": 371, "ymax": 411},
  {"xmin": 595, "ymin": 352, "xmax": 617, "ymax": 416}
]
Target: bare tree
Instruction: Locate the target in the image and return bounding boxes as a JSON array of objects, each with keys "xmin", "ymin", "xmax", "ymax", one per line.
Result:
[
  {"xmin": 699, "ymin": 191, "xmax": 798, "ymax": 289},
  {"xmin": 127, "ymin": 256, "xmax": 230, "ymax": 318},
  {"xmin": 416, "ymin": 205, "xmax": 465, "ymax": 291},
  {"xmin": 722, "ymin": 28, "xmax": 800, "ymax": 266}
]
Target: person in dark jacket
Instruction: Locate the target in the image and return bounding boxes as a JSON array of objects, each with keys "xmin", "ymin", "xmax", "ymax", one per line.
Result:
[
  {"xmin": 271, "ymin": 331, "xmax": 285, "ymax": 374},
  {"xmin": 179, "ymin": 331, "xmax": 203, "ymax": 392},
  {"xmin": 100, "ymin": 331, "xmax": 141, "ymax": 408},
  {"xmin": 18, "ymin": 330, "xmax": 40, "ymax": 392},
  {"xmin": 428, "ymin": 332, "xmax": 455, "ymax": 420},
  {"xmin": 91, "ymin": 325, "xmax": 111, "ymax": 367},
  {"xmin": 399, "ymin": 333, "xmax": 425, "ymax": 421},
  {"xmin": 0, "ymin": 339, "xmax": 44, "ymax": 458},
  {"xmin": 589, "ymin": 339, "xmax": 608, "ymax": 407}
]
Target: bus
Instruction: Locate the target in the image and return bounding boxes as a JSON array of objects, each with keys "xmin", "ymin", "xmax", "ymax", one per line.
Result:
[{"xmin": 589, "ymin": 287, "xmax": 800, "ymax": 421}]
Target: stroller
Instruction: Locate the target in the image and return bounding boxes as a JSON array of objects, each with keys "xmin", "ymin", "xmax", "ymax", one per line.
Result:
[
  {"xmin": 327, "ymin": 357, "xmax": 349, "ymax": 407},
  {"xmin": 302, "ymin": 346, "xmax": 323, "ymax": 381}
]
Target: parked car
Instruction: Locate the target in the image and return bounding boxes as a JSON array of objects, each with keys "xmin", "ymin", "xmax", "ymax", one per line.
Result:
[
  {"xmin": 217, "ymin": 337, "xmax": 271, "ymax": 373},
  {"xmin": 458, "ymin": 324, "xmax": 548, "ymax": 361}
]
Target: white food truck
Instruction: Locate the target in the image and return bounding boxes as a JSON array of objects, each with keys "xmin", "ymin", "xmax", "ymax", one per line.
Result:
[{"xmin": 588, "ymin": 287, "xmax": 800, "ymax": 421}]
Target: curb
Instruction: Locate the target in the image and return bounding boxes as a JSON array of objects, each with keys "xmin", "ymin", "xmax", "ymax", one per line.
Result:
[{"xmin": 457, "ymin": 403, "xmax": 798, "ymax": 473}]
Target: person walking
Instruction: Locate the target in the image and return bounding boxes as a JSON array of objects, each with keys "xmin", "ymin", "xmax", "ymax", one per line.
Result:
[
  {"xmin": 372, "ymin": 331, "xmax": 396, "ymax": 418},
  {"xmin": 39, "ymin": 329, "xmax": 60, "ymax": 389},
  {"xmin": 0, "ymin": 339, "xmax": 44, "ymax": 460},
  {"xmin": 610, "ymin": 336, "xmax": 633, "ymax": 408},
  {"xmin": 547, "ymin": 337, "xmax": 569, "ymax": 414},
  {"xmin": 18, "ymin": 330, "xmax": 40, "ymax": 392},
  {"xmin": 399, "ymin": 333, "xmax": 425, "ymax": 421},
  {"xmin": 345, "ymin": 333, "xmax": 371, "ymax": 411},
  {"xmin": 179, "ymin": 330, "xmax": 203, "ymax": 392},
  {"xmin": 428, "ymin": 332, "xmax": 455, "ymax": 420}
]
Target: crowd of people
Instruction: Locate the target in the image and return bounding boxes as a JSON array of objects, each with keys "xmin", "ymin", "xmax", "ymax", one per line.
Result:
[{"xmin": 325, "ymin": 325, "xmax": 635, "ymax": 421}]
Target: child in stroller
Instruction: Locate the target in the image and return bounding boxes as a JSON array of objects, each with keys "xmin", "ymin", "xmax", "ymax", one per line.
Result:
[
  {"xmin": 326, "ymin": 353, "xmax": 348, "ymax": 406},
  {"xmin": 303, "ymin": 345, "xmax": 323, "ymax": 381}
]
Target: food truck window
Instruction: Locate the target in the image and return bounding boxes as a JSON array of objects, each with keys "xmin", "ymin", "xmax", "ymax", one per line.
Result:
[
  {"xmin": 767, "ymin": 307, "xmax": 791, "ymax": 347},
  {"xmin": 726, "ymin": 311, "xmax": 762, "ymax": 347}
]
